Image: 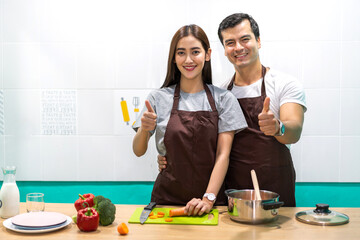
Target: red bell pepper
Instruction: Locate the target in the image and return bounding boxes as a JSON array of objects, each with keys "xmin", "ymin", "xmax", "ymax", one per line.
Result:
[
  {"xmin": 76, "ymin": 207, "xmax": 99, "ymax": 232},
  {"xmin": 75, "ymin": 193, "xmax": 95, "ymax": 211}
]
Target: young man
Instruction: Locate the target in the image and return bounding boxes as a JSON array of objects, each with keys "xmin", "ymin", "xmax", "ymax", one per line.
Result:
[
  {"xmin": 218, "ymin": 13, "xmax": 306, "ymax": 206},
  {"xmin": 158, "ymin": 13, "xmax": 306, "ymax": 206}
]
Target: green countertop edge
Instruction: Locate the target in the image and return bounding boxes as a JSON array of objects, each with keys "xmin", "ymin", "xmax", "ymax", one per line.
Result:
[{"xmin": 0, "ymin": 181, "xmax": 359, "ymax": 207}]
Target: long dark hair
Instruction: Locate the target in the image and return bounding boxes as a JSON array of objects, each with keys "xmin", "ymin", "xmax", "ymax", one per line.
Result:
[{"xmin": 161, "ymin": 24, "xmax": 212, "ymax": 88}]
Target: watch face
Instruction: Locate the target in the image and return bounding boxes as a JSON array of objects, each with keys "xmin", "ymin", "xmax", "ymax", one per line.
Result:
[
  {"xmin": 281, "ymin": 124, "xmax": 285, "ymax": 134},
  {"xmin": 207, "ymin": 193, "xmax": 216, "ymax": 201}
]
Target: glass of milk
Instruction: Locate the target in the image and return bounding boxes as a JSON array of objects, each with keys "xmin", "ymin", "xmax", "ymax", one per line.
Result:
[
  {"xmin": 26, "ymin": 193, "xmax": 45, "ymax": 212},
  {"xmin": 0, "ymin": 166, "xmax": 20, "ymax": 218}
]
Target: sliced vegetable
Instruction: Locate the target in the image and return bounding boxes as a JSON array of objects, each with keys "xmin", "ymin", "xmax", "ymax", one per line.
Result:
[
  {"xmin": 165, "ymin": 218, "xmax": 173, "ymax": 222},
  {"xmin": 157, "ymin": 214, "xmax": 164, "ymax": 218},
  {"xmin": 117, "ymin": 222, "xmax": 129, "ymax": 235},
  {"xmin": 149, "ymin": 215, "xmax": 158, "ymax": 219},
  {"xmin": 157, "ymin": 211, "xmax": 165, "ymax": 216},
  {"xmin": 149, "ymin": 212, "xmax": 154, "ymax": 216}
]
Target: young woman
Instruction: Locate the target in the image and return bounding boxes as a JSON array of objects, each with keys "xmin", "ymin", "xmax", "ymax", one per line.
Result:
[{"xmin": 132, "ymin": 25, "xmax": 247, "ymax": 215}]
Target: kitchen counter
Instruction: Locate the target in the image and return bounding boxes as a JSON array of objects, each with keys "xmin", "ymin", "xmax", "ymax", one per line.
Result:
[{"xmin": 0, "ymin": 203, "xmax": 359, "ymax": 240}]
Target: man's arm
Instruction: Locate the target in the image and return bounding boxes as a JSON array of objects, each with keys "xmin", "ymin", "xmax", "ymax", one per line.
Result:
[{"xmin": 275, "ymin": 102, "xmax": 304, "ymax": 144}]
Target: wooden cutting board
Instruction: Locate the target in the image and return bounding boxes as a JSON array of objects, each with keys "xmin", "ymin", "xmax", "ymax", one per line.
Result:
[{"xmin": 128, "ymin": 207, "xmax": 218, "ymax": 225}]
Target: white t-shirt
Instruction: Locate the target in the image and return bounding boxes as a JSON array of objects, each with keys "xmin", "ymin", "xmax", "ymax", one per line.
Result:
[
  {"xmin": 220, "ymin": 68, "xmax": 307, "ymax": 120},
  {"xmin": 133, "ymin": 84, "xmax": 248, "ymax": 156}
]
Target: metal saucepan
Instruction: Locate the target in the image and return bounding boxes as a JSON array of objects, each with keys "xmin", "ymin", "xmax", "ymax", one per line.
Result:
[{"xmin": 225, "ymin": 189, "xmax": 284, "ymax": 224}]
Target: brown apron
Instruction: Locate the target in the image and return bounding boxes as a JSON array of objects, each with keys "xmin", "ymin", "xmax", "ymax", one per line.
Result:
[
  {"xmin": 151, "ymin": 83, "xmax": 226, "ymax": 205},
  {"xmin": 226, "ymin": 66, "xmax": 296, "ymax": 207}
]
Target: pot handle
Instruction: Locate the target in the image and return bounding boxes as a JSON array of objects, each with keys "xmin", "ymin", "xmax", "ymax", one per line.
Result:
[
  {"xmin": 262, "ymin": 201, "xmax": 284, "ymax": 210},
  {"xmin": 224, "ymin": 189, "xmax": 237, "ymax": 196}
]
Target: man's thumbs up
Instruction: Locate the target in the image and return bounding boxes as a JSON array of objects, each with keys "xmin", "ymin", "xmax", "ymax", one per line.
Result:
[
  {"xmin": 258, "ymin": 97, "xmax": 279, "ymax": 136},
  {"xmin": 262, "ymin": 97, "xmax": 270, "ymax": 113}
]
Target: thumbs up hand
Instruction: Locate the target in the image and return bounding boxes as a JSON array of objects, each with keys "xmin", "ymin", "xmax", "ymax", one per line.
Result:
[
  {"xmin": 258, "ymin": 97, "xmax": 280, "ymax": 136},
  {"xmin": 141, "ymin": 100, "xmax": 157, "ymax": 132}
]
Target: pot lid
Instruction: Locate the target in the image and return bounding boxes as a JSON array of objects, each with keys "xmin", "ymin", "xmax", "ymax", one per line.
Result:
[{"xmin": 295, "ymin": 204, "xmax": 349, "ymax": 226}]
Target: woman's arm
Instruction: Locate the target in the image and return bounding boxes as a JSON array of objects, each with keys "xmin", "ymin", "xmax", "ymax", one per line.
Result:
[
  {"xmin": 132, "ymin": 100, "xmax": 157, "ymax": 157},
  {"xmin": 185, "ymin": 130, "xmax": 234, "ymax": 215}
]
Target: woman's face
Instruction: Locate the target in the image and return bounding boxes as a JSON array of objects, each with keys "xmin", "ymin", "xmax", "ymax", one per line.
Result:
[{"xmin": 174, "ymin": 35, "xmax": 211, "ymax": 83}]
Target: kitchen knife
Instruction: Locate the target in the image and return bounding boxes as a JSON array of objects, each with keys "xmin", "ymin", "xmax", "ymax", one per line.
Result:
[{"xmin": 140, "ymin": 202, "xmax": 156, "ymax": 224}]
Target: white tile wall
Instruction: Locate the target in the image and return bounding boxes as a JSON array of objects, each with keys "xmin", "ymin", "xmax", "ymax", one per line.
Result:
[
  {"xmin": 38, "ymin": 0, "xmax": 79, "ymax": 42},
  {"xmin": 77, "ymin": 90, "xmax": 114, "ymax": 135},
  {"xmin": 4, "ymin": 90, "xmax": 41, "ymax": 136},
  {"xmin": 39, "ymin": 44, "xmax": 77, "ymax": 89},
  {"xmin": 211, "ymin": 41, "xmax": 235, "ymax": 86},
  {"xmin": 0, "ymin": 0, "xmax": 3, "ymax": 43},
  {"xmin": 303, "ymin": 42, "xmax": 341, "ymax": 89},
  {"xmin": 3, "ymin": 44, "xmax": 40, "ymax": 89},
  {"xmin": 341, "ymin": 42, "xmax": 360, "ymax": 88},
  {"xmin": 41, "ymin": 136, "xmax": 78, "ymax": 180},
  {"xmin": 302, "ymin": 89, "xmax": 340, "ymax": 136},
  {"xmin": 77, "ymin": 44, "xmax": 116, "ymax": 89},
  {"xmin": 342, "ymin": 0, "xmax": 360, "ymax": 41},
  {"xmin": 78, "ymin": 136, "xmax": 115, "ymax": 181},
  {"xmin": 261, "ymin": 41, "xmax": 302, "ymax": 83},
  {"xmin": 0, "ymin": 45, "xmax": 3, "ymax": 89},
  {"xmin": 290, "ymin": 140, "xmax": 303, "ymax": 182},
  {"xmin": 4, "ymin": 136, "xmax": 42, "ymax": 180},
  {"xmin": 340, "ymin": 137, "xmax": 360, "ymax": 182},
  {"xmin": 0, "ymin": 0, "xmax": 359, "ymax": 182},
  {"xmin": 301, "ymin": 136, "xmax": 340, "ymax": 182},
  {"xmin": 0, "ymin": 136, "xmax": 4, "ymax": 181},
  {"xmin": 340, "ymin": 89, "xmax": 360, "ymax": 136},
  {"xmin": 3, "ymin": 0, "xmax": 41, "ymax": 42},
  {"xmin": 114, "ymin": 135, "xmax": 158, "ymax": 181}
]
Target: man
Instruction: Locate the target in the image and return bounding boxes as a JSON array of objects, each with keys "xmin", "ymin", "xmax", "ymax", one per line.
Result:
[{"xmin": 158, "ymin": 13, "xmax": 306, "ymax": 206}]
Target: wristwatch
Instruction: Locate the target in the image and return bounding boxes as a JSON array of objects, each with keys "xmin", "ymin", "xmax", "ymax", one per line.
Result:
[
  {"xmin": 203, "ymin": 193, "xmax": 216, "ymax": 202},
  {"xmin": 275, "ymin": 120, "xmax": 285, "ymax": 136}
]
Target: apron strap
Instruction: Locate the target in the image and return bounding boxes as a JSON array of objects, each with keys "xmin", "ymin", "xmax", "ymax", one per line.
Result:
[
  {"xmin": 172, "ymin": 84, "xmax": 181, "ymax": 111},
  {"xmin": 203, "ymin": 84, "xmax": 217, "ymax": 112},
  {"xmin": 260, "ymin": 65, "xmax": 267, "ymax": 96}
]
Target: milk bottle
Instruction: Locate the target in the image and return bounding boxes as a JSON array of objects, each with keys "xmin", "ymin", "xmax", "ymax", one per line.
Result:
[{"xmin": 0, "ymin": 166, "xmax": 20, "ymax": 218}]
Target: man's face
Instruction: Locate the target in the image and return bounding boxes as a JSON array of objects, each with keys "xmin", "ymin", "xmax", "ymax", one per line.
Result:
[{"xmin": 221, "ymin": 20, "xmax": 261, "ymax": 69}]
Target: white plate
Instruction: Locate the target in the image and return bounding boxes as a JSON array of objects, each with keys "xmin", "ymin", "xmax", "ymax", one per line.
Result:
[
  {"xmin": 3, "ymin": 216, "xmax": 72, "ymax": 234},
  {"xmin": 11, "ymin": 212, "xmax": 67, "ymax": 227}
]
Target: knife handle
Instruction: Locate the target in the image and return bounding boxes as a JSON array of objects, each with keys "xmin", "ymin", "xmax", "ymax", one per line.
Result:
[{"xmin": 144, "ymin": 202, "xmax": 156, "ymax": 210}]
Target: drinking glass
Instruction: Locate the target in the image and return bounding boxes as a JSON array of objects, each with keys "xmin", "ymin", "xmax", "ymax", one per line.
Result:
[{"xmin": 26, "ymin": 193, "xmax": 45, "ymax": 212}]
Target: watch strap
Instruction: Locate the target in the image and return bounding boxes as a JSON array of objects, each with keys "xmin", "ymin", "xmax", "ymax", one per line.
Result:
[{"xmin": 275, "ymin": 120, "xmax": 285, "ymax": 136}]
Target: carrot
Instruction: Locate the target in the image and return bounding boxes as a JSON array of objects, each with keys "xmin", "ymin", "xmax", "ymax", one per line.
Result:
[
  {"xmin": 157, "ymin": 211, "xmax": 165, "ymax": 216},
  {"xmin": 165, "ymin": 218, "xmax": 173, "ymax": 222},
  {"xmin": 157, "ymin": 214, "xmax": 164, "ymax": 218},
  {"xmin": 169, "ymin": 207, "xmax": 186, "ymax": 217},
  {"xmin": 149, "ymin": 215, "xmax": 158, "ymax": 219},
  {"xmin": 117, "ymin": 223, "xmax": 129, "ymax": 235},
  {"xmin": 149, "ymin": 212, "xmax": 154, "ymax": 216}
]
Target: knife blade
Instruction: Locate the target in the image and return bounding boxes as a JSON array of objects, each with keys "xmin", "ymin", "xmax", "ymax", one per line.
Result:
[{"xmin": 140, "ymin": 202, "xmax": 156, "ymax": 224}]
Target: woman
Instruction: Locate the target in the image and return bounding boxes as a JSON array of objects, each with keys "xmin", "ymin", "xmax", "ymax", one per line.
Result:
[{"xmin": 132, "ymin": 25, "xmax": 247, "ymax": 215}]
